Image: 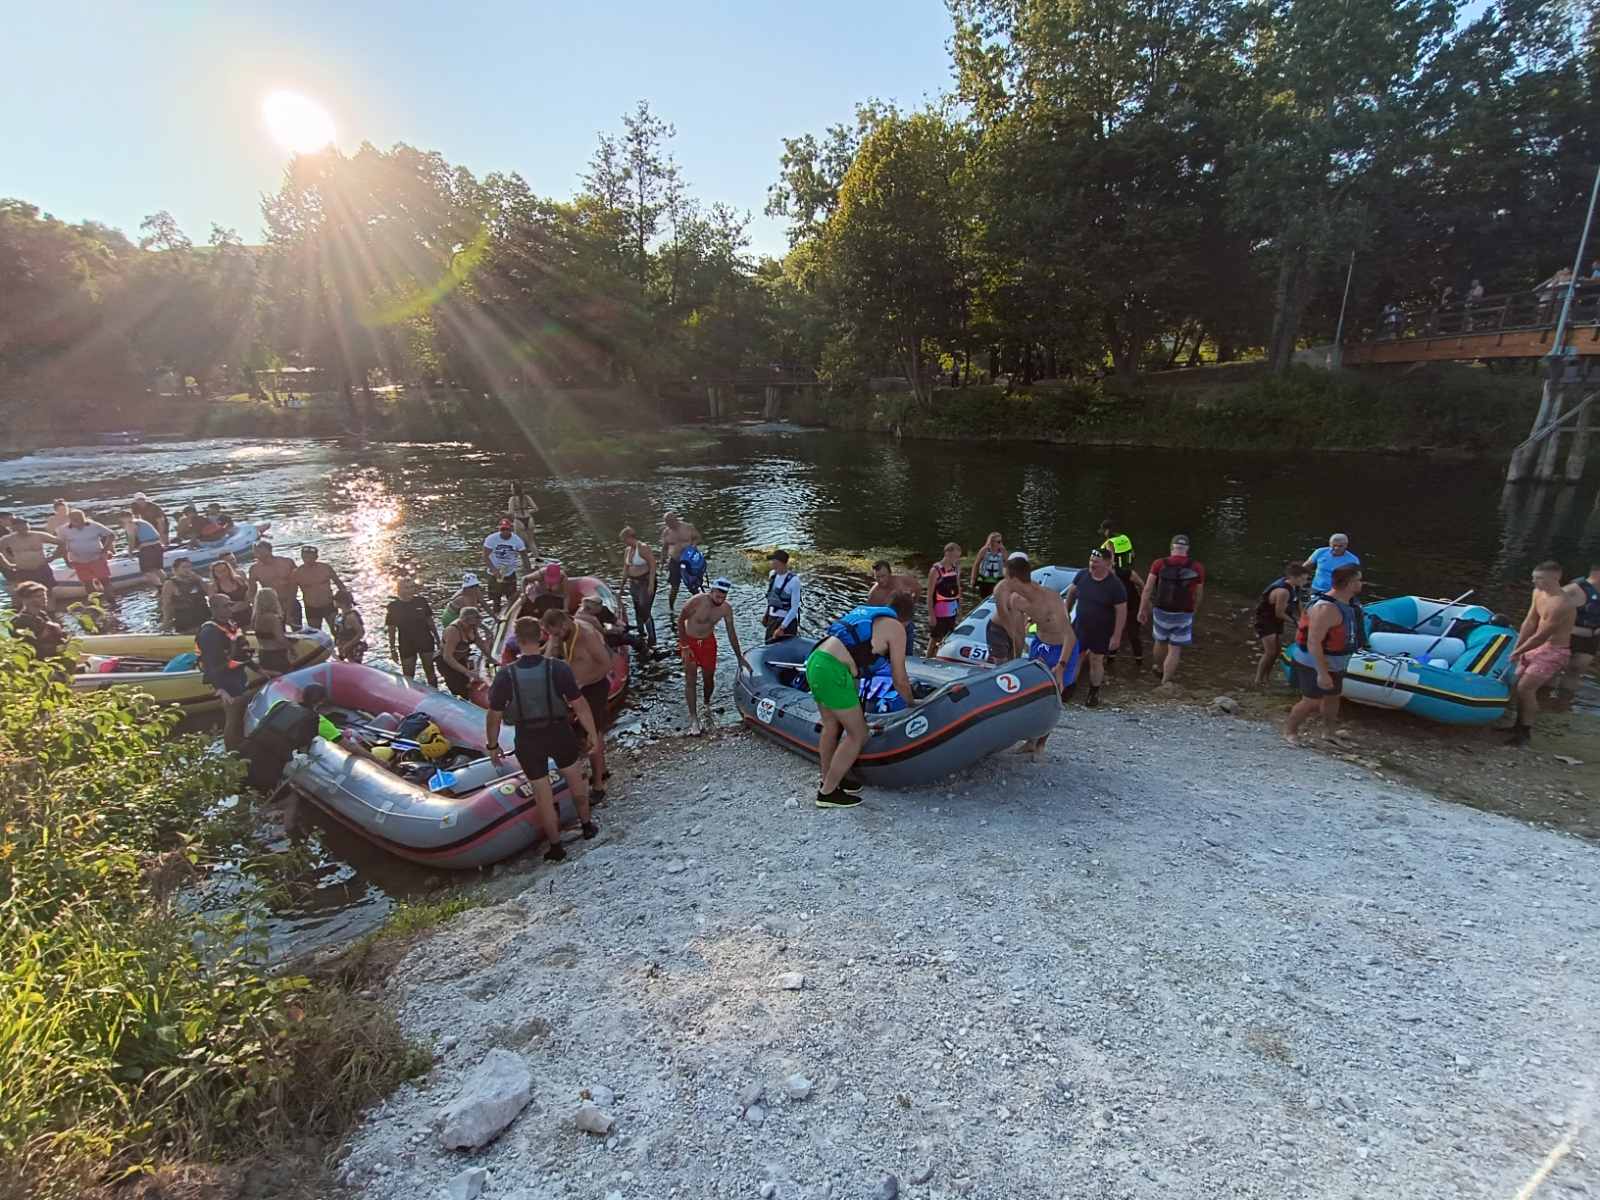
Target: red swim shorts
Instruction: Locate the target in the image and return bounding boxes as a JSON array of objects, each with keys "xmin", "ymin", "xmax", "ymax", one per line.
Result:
[
  {"xmin": 680, "ymin": 632, "xmax": 717, "ymax": 672},
  {"xmin": 72, "ymin": 558, "xmax": 111, "ymax": 585},
  {"xmin": 1518, "ymin": 642, "xmax": 1571, "ymax": 685}
]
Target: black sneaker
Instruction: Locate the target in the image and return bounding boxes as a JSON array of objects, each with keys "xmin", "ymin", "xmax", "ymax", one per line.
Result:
[
  {"xmin": 581, "ymin": 821, "xmax": 599, "ymax": 840},
  {"xmin": 1086, "ymin": 686, "xmax": 1101, "ymax": 708},
  {"xmin": 839, "ymin": 776, "xmax": 865, "ymax": 796},
  {"xmin": 1506, "ymin": 725, "xmax": 1531, "ymax": 747},
  {"xmin": 590, "ymin": 788, "xmax": 607, "ymax": 804},
  {"xmin": 544, "ymin": 842, "xmax": 568, "ymax": 863},
  {"xmin": 815, "ymin": 790, "xmax": 863, "ymax": 809}
]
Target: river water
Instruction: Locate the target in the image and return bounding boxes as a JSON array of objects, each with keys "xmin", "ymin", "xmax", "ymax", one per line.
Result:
[{"xmin": 4, "ymin": 428, "xmax": 1598, "ymax": 952}]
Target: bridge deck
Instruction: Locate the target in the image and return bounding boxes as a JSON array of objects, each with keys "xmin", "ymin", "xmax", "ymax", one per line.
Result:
[{"xmin": 1343, "ymin": 284, "xmax": 1600, "ymax": 365}]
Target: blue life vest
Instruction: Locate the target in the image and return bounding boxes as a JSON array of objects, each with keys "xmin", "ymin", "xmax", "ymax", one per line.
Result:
[
  {"xmin": 825, "ymin": 605, "xmax": 899, "ymax": 677},
  {"xmin": 1578, "ymin": 579, "xmax": 1600, "ymax": 631},
  {"xmin": 679, "ymin": 544, "xmax": 706, "ymax": 583},
  {"xmin": 130, "ymin": 518, "xmax": 161, "ymax": 546}
]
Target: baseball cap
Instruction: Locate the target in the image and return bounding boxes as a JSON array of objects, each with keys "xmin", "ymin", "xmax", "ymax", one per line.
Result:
[
  {"xmin": 461, "ymin": 572, "xmax": 480, "ymax": 589},
  {"xmin": 710, "ymin": 576, "xmax": 733, "ymax": 593},
  {"xmin": 543, "ymin": 561, "xmax": 562, "ymax": 583},
  {"xmin": 1088, "ymin": 547, "xmax": 1108, "ymax": 560},
  {"xmin": 1007, "ymin": 551, "xmax": 1030, "ymax": 563},
  {"xmin": 498, "ymin": 518, "xmax": 513, "ymax": 531},
  {"xmin": 1171, "ymin": 534, "xmax": 1191, "ymax": 547}
]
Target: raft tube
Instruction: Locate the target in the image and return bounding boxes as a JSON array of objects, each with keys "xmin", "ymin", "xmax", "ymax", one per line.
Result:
[
  {"xmin": 69, "ymin": 625, "xmax": 333, "ymax": 713},
  {"xmin": 491, "ymin": 575, "xmax": 629, "ymax": 707},
  {"xmin": 245, "ymin": 661, "xmax": 577, "ymax": 869},
  {"xmin": 934, "ymin": 565, "xmax": 1084, "ymax": 687},
  {"xmin": 42, "ymin": 520, "xmax": 269, "ymax": 601},
  {"xmin": 736, "ymin": 639, "xmax": 1060, "ymax": 788},
  {"xmin": 1281, "ymin": 595, "xmax": 1515, "ymax": 726}
]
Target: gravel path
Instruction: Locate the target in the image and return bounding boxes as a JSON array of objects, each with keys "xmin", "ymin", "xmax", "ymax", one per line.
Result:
[{"xmin": 335, "ymin": 703, "xmax": 1600, "ymax": 1200}]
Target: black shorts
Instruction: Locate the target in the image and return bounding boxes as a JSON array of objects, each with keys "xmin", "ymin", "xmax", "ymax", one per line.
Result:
[
  {"xmin": 976, "ymin": 579, "xmax": 998, "ymax": 598},
  {"xmin": 1073, "ymin": 620, "xmax": 1114, "ymax": 657},
  {"xmin": 305, "ymin": 605, "xmax": 334, "ymax": 631},
  {"xmin": 137, "ymin": 543, "xmax": 165, "ymax": 572},
  {"xmin": 984, "ymin": 621, "xmax": 1015, "ymax": 663},
  {"xmin": 437, "ymin": 658, "xmax": 475, "ymax": 699},
  {"xmin": 487, "ymin": 573, "xmax": 517, "ymax": 604},
  {"xmin": 397, "ymin": 636, "xmax": 435, "ymax": 661},
  {"xmin": 1572, "ymin": 626, "xmax": 1598, "ymax": 654},
  {"xmin": 1254, "ymin": 620, "xmax": 1283, "ymax": 642},
  {"xmin": 1, "ymin": 563, "xmax": 55, "ymax": 592},
  {"xmin": 1292, "ymin": 662, "xmax": 1345, "ymax": 699},
  {"xmin": 579, "ymin": 677, "xmax": 611, "ymax": 723},
  {"xmin": 514, "ymin": 721, "xmax": 581, "ymax": 775},
  {"xmin": 931, "ymin": 615, "xmax": 958, "ymax": 641}
]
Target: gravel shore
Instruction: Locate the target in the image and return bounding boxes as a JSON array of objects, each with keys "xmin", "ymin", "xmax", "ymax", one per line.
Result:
[{"xmin": 335, "ymin": 701, "xmax": 1600, "ymax": 1200}]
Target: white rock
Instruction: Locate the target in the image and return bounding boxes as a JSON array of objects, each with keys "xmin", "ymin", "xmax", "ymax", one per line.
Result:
[
  {"xmin": 437, "ymin": 1049, "xmax": 533, "ymax": 1150},
  {"xmin": 784, "ymin": 1073, "xmax": 812, "ymax": 1101},
  {"xmin": 574, "ymin": 1102, "xmax": 615, "ymax": 1135},
  {"xmin": 1212, "ymin": 695, "xmax": 1241, "ymax": 714},
  {"xmin": 446, "ymin": 1166, "xmax": 487, "ymax": 1200},
  {"xmin": 740, "ymin": 1082, "xmax": 765, "ymax": 1108},
  {"xmin": 745, "ymin": 1103, "xmax": 767, "ymax": 1125},
  {"xmin": 664, "ymin": 858, "xmax": 688, "ymax": 874},
  {"xmin": 911, "ymin": 1162, "xmax": 935, "ymax": 1184},
  {"xmin": 774, "ymin": 972, "xmax": 805, "ymax": 990},
  {"xmin": 588, "ymin": 1084, "xmax": 616, "ymax": 1108},
  {"xmin": 760, "ymin": 1184, "xmax": 777, "ymax": 1199}
]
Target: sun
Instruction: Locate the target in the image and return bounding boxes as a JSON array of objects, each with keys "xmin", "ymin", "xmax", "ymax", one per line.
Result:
[{"xmin": 262, "ymin": 90, "xmax": 336, "ymax": 154}]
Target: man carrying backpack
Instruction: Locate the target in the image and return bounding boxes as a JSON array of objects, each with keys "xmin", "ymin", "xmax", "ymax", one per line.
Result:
[{"xmin": 1137, "ymin": 534, "xmax": 1206, "ymax": 688}]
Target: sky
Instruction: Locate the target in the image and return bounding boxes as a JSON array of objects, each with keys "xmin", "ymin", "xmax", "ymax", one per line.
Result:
[{"xmin": 4, "ymin": 1, "xmax": 956, "ymax": 259}]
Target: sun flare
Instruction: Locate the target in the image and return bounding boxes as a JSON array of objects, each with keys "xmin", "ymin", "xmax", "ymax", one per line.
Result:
[{"xmin": 262, "ymin": 90, "xmax": 336, "ymax": 154}]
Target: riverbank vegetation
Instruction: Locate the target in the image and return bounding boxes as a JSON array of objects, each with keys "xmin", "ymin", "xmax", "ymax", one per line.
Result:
[
  {"xmin": 0, "ymin": 644, "xmax": 425, "ymax": 1199},
  {"xmin": 1, "ymin": 2, "xmax": 1593, "ymax": 443}
]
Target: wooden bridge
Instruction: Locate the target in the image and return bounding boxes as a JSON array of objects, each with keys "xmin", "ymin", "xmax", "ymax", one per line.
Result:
[
  {"xmin": 688, "ymin": 366, "xmax": 822, "ymax": 420},
  {"xmin": 1342, "ymin": 284, "xmax": 1600, "ymax": 366}
]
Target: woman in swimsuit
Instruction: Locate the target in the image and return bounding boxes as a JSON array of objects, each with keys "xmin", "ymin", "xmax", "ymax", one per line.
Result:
[
  {"xmin": 211, "ymin": 557, "xmax": 252, "ymax": 623},
  {"xmin": 619, "ymin": 526, "xmax": 658, "ymax": 647}
]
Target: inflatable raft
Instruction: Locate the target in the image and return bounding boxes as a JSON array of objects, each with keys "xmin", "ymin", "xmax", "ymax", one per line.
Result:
[
  {"xmin": 1282, "ymin": 594, "xmax": 1516, "ymax": 726},
  {"xmin": 934, "ymin": 565, "xmax": 1085, "ymax": 689},
  {"xmin": 736, "ymin": 640, "xmax": 1060, "ymax": 787},
  {"xmin": 70, "ymin": 626, "xmax": 333, "ymax": 713},
  {"xmin": 245, "ymin": 661, "xmax": 574, "ymax": 869},
  {"xmin": 44, "ymin": 520, "xmax": 269, "ymax": 601},
  {"xmin": 491, "ymin": 576, "xmax": 629, "ymax": 708}
]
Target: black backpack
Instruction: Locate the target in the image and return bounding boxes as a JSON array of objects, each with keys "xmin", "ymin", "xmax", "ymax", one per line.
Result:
[
  {"xmin": 1153, "ymin": 560, "xmax": 1199, "ymax": 612},
  {"xmin": 240, "ymin": 701, "xmax": 320, "ymax": 790}
]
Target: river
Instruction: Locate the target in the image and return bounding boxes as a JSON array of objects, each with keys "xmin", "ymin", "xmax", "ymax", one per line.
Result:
[{"xmin": 4, "ymin": 427, "xmax": 1598, "ymax": 952}]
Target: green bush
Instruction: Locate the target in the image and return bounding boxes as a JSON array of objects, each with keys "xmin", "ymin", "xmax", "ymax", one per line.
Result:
[{"xmin": 0, "ymin": 639, "xmax": 424, "ymax": 1198}]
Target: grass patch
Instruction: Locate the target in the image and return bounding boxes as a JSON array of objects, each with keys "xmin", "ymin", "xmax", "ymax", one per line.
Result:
[{"xmin": 738, "ymin": 545, "xmax": 922, "ymax": 577}]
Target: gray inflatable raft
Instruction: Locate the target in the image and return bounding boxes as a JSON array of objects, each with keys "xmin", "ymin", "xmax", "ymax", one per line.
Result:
[
  {"xmin": 735, "ymin": 640, "xmax": 1060, "ymax": 788},
  {"xmin": 935, "ymin": 564, "xmax": 1082, "ymax": 667}
]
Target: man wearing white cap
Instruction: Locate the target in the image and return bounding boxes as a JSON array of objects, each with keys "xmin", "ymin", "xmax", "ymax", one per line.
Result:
[
  {"xmin": 676, "ymin": 576, "xmax": 748, "ymax": 735},
  {"xmin": 130, "ymin": 492, "xmax": 169, "ymax": 544},
  {"xmin": 441, "ymin": 573, "xmax": 484, "ymax": 627}
]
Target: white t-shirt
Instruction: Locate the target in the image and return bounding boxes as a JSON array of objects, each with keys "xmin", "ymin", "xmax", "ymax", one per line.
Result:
[
  {"xmin": 60, "ymin": 521, "xmax": 116, "ymax": 563},
  {"xmin": 483, "ymin": 532, "xmax": 527, "ymax": 577}
]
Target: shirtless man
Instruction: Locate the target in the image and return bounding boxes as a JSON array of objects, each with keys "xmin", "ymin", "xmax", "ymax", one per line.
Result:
[
  {"xmin": 998, "ymin": 554, "xmax": 1073, "ymax": 753},
  {"xmin": 1507, "ymin": 560, "xmax": 1579, "ymax": 746},
  {"xmin": 0, "ymin": 516, "xmax": 60, "ymax": 598},
  {"xmin": 292, "ymin": 546, "xmax": 345, "ymax": 633},
  {"xmin": 563, "ymin": 604, "xmax": 615, "ymax": 798},
  {"xmin": 869, "ymin": 559, "xmax": 922, "ymax": 661},
  {"xmin": 43, "ymin": 499, "xmax": 70, "ymax": 539},
  {"xmin": 661, "ymin": 511, "xmax": 699, "ymax": 609},
  {"xmin": 985, "ymin": 552, "xmax": 1034, "ymax": 664},
  {"xmin": 677, "ymin": 576, "xmax": 747, "ymax": 735},
  {"xmin": 249, "ymin": 541, "xmax": 302, "ymax": 627}
]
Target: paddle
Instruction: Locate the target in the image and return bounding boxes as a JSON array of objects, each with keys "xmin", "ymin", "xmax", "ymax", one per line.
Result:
[{"xmin": 1405, "ymin": 589, "xmax": 1475, "ymax": 634}]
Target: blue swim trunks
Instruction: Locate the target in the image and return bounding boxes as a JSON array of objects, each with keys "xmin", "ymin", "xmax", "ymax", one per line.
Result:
[{"xmin": 1029, "ymin": 640, "xmax": 1064, "ymax": 670}]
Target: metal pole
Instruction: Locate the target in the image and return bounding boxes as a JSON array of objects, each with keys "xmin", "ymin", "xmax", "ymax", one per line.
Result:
[
  {"xmin": 1331, "ymin": 250, "xmax": 1356, "ymax": 369},
  {"xmin": 1549, "ymin": 162, "xmax": 1600, "ymax": 361}
]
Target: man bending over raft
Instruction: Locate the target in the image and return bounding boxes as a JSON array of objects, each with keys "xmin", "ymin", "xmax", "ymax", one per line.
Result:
[
  {"xmin": 804, "ymin": 594, "xmax": 915, "ymax": 809},
  {"xmin": 999, "ymin": 554, "xmax": 1074, "ymax": 753},
  {"xmin": 1507, "ymin": 560, "xmax": 1579, "ymax": 747}
]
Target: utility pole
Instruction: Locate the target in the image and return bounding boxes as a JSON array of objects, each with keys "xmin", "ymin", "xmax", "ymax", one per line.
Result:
[{"xmin": 1331, "ymin": 250, "xmax": 1356, "ymax": 369}]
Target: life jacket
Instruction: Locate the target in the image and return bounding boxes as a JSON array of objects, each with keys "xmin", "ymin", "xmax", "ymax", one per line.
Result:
[
  {"xmin": 1152, "ymin": 557, "xmax": 1201, "ymax": 613},
  {"xmin": 500, "ymin": 657, "xmax": 571, "ymax": 726},
  {"xmin": 395, "ymin": 712, "xmax": 451, "ymax": 760},
  {"xmin": 825, "ymin": 605, "xmax": 898, "ymax": 677},
  {"xmin": 766, "ymin": 571, "xmax": 797, "ymax": 619},
  {"xmin": 858, "ymin": 675, "xmax": 907, "ymax": 713},
  {"xmin": 932, "ymin": 564, "xmax": 961, "ymax": 617},
  {"xmin": 976, "ymin": 549, "xmax": 1005, "ymax": 583},
  {"xmin": 130, "ymin": 518, "xmax": 161, "ymax": 546},
  {"xmin": 1293, "ymin": 596, "xmax": 1357, "ymax": 667},
  {"xmin": 1578, "ymin": 579, "xmax": 1600, "ymax": 630},
  {"xmin": 1254, "ymin": 577, "xmax": 1301, "ymax": 627},
  {"xmin": 679, "ymin": 544, "xmax": 707, "ymax": 583},
  {"xmin": 170, "ymin": 576, "xmax": 211, "ymax": 629},
  {"xmin": 334, "ymin": 609, "xmax": 360, "ymax": 641},
  {"xmin": 1102, "ymin": 533, "xmax": 1135, "ymax": 572}
]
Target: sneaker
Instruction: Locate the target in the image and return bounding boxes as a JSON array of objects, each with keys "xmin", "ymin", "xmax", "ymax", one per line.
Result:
[
  {"xmin": 543, "ymin": 842, "xmax": 568, "ymax": 863},
  {"xmin": 839, "ymin": 775, "xmax": 865, "ymax": 796},
  {"xmin": 1506, "ymin": 725, "xmax": 1531, "ymax": 747},
  {"xmin": 815, "ymin": 790, "xmax": 863, "ymax": 809},
  {"xmin": 581, "ymin": 821, "xmax": 599, "ymax": 840},
  {"xmin": 1086, "ymin": 686, "xmax": 1101, "ymax": 708},
  {"xmin": 590, "ymin": 788, "xmax": 607, "ymax": 804}
]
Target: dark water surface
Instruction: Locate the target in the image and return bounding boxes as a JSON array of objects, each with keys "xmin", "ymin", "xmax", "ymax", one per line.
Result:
[{"xmin": 5, "ymin": 428, "xmax": 1598, "ymax": 952}]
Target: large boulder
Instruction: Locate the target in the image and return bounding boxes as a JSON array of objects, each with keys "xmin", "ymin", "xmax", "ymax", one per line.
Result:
[{"xmin": 438, "ymin": 1048, "xmax": 533, "ymax": 1150}]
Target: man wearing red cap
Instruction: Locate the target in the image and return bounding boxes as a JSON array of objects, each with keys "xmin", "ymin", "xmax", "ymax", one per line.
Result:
[
  {"xmin": 525, "ymin": 560, "xmax": 581, "ymax": 617},
  {"xmin": 482, "ymin": 518, "xmax": 530, "ymax": 616}
]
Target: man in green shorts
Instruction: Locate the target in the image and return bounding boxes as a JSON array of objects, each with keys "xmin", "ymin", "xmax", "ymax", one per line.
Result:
[{"xmin": 804, "ymin": 594, "xmax": 915, "ymax": 808}]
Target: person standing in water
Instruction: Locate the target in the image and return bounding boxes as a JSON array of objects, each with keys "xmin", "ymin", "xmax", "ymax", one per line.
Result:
[
  {"xmin": 482, "ymin": 518, "xmax": 530, "ymax": 616},
  {"xmin": 1506, "ymin": 561, "xmax": 1580, "ymax": 746},
  {"xmin": 0, "ymin": 515, "xmax": 60, "ymax": 598},
  {"xmin": 506, "ymin": 482, "xmax": 539, "ymax": 548},
  {"xmin": 1064, "ymin": 548, "xmax": 1128, "ymax": 708},
  {"xmin": 386, "ymin": 577, "xmax": 440, "ymax": 684},
  {"xmin": 131, "ymin": 493, "xmax": 169, "ymax": 544},
  {"xmin": 160, "ymin": 558, "xmax": 214, "ymax": 632},
  {"xmin": 251, "ymin": 587, "xmax": 292, "ymax": 676},
  {"xmin": 970, "ymin": 533, "xmax": 1007, "ymax": 599},
  {"xmin": 869, "ymin": 561, "xmax": 922, "ymax": 653},
  {"xmin": 118, "ymin": 508, "xmax": 166, "ymax": 587},
  {"xmin": 1560, "ymin": 562, "xmax": 1600, "ymax": 696},
  {"xmin": 804, "ymin": 595, "xmax": 915, "ymax": 808},
  {"xmin": 43, "ymin": 499, "xmax": 70, "ymax": 539},
  {"xmin": 437, "ymin": 606, "xmax": 493, "ymax": 701},
  {"xmin": 292, "ymin": 546, "xmax": 345, "ymax": 633},
  {"xmin": 762, "ymin": 549, "xmax": 802, "ymax": 644},
  {"xmin": 57, "ymin": 509, "xmax": 117, "ymax": 596},
  {"xmin": 1098, "ymin": 518, "xmax": 1144, "ymax": 664},
  {"xmin": 1138, "ymin": 534, "xmax": 1205, "ymax": 688},
  {"xmin": 660, "ymin": 512, "xmax": 700, "ymax": 609},
  {"xmin": 333, "ymin": 591, "xmax": 367, "ymax": 663},
  {"xmin": 619, "ymin": 526, "xmax": 658, "ymax": 648},
  {"xmin": 249, "ymin": 540, "xmax": 301, "ymax": 627},
  {"xmin": 926, "ymin": 542, "xmax": 964, "ymax": 656},
  {"xmin": 1254, "ymin": 562, "xmax": 1311, "ymax": 685},
  {"xmin": 486, "ymin": 613, "xmax": 600, "ymax": 863},
  {"xmin": 1303, "ymin": 532, "xmax": 1360, "ymax": 595},
  {"xmin": 677, "ymin": 577, "xmax": 747, "ymax": 735},
  {"xmin": 1285, "ymin": 565, "xmax": 1364, "ymax": 745}
]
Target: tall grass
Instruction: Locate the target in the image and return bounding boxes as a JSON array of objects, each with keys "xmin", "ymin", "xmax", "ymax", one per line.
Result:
[{"xmin": 0, "ymin": 639, "xmax": 425, "ymax": 1198}]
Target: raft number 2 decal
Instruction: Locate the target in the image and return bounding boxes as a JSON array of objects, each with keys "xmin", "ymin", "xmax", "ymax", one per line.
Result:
[
  {"xmin": 997, "ymin": 672, "xmax": 1021, "ymax": 694},
  {"xmin": 905, "ymin": 714, "xmax": 929, "ymax": 739},
  {"xmin": 756, "ymin": 698, "xmax": 777, "ymax": 723}
]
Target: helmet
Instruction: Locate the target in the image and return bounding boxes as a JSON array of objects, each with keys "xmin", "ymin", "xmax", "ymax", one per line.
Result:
[
  {"xmin": 416, "ymin": 721, "xmax": 451, "ymax": 761},
  {"xmin": 371, "ymin": 744, "xmax": 396, "ymax": 763}
]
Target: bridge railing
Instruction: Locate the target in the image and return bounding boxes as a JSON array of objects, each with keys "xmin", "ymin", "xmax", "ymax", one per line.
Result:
[{"xmin": 1371, "ymin": 282, "xmax": 1600, "ymax": 343}]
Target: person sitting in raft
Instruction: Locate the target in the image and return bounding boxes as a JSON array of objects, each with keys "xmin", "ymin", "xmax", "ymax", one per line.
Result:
[
  {"xmin": 970, "ymin": 532, "xmax": 1007, "ymax": 599},
  {"xmin": 524, "ymin": 561, "xmax": 580, "ymax": 617},
  {"xmin": 762, "ymin": 549, "xmax": 802, "ymax": 644},
  {"xmin": 803, "ymin": 594, "xmax": 915, "ymax": 808},
  {"xmin": 579, "ymin": 593, "xmax": 650, "ymax": 657},
  {"xmin": 202, "ymin": 503, "xmax": 236, "ymax": 538}
]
